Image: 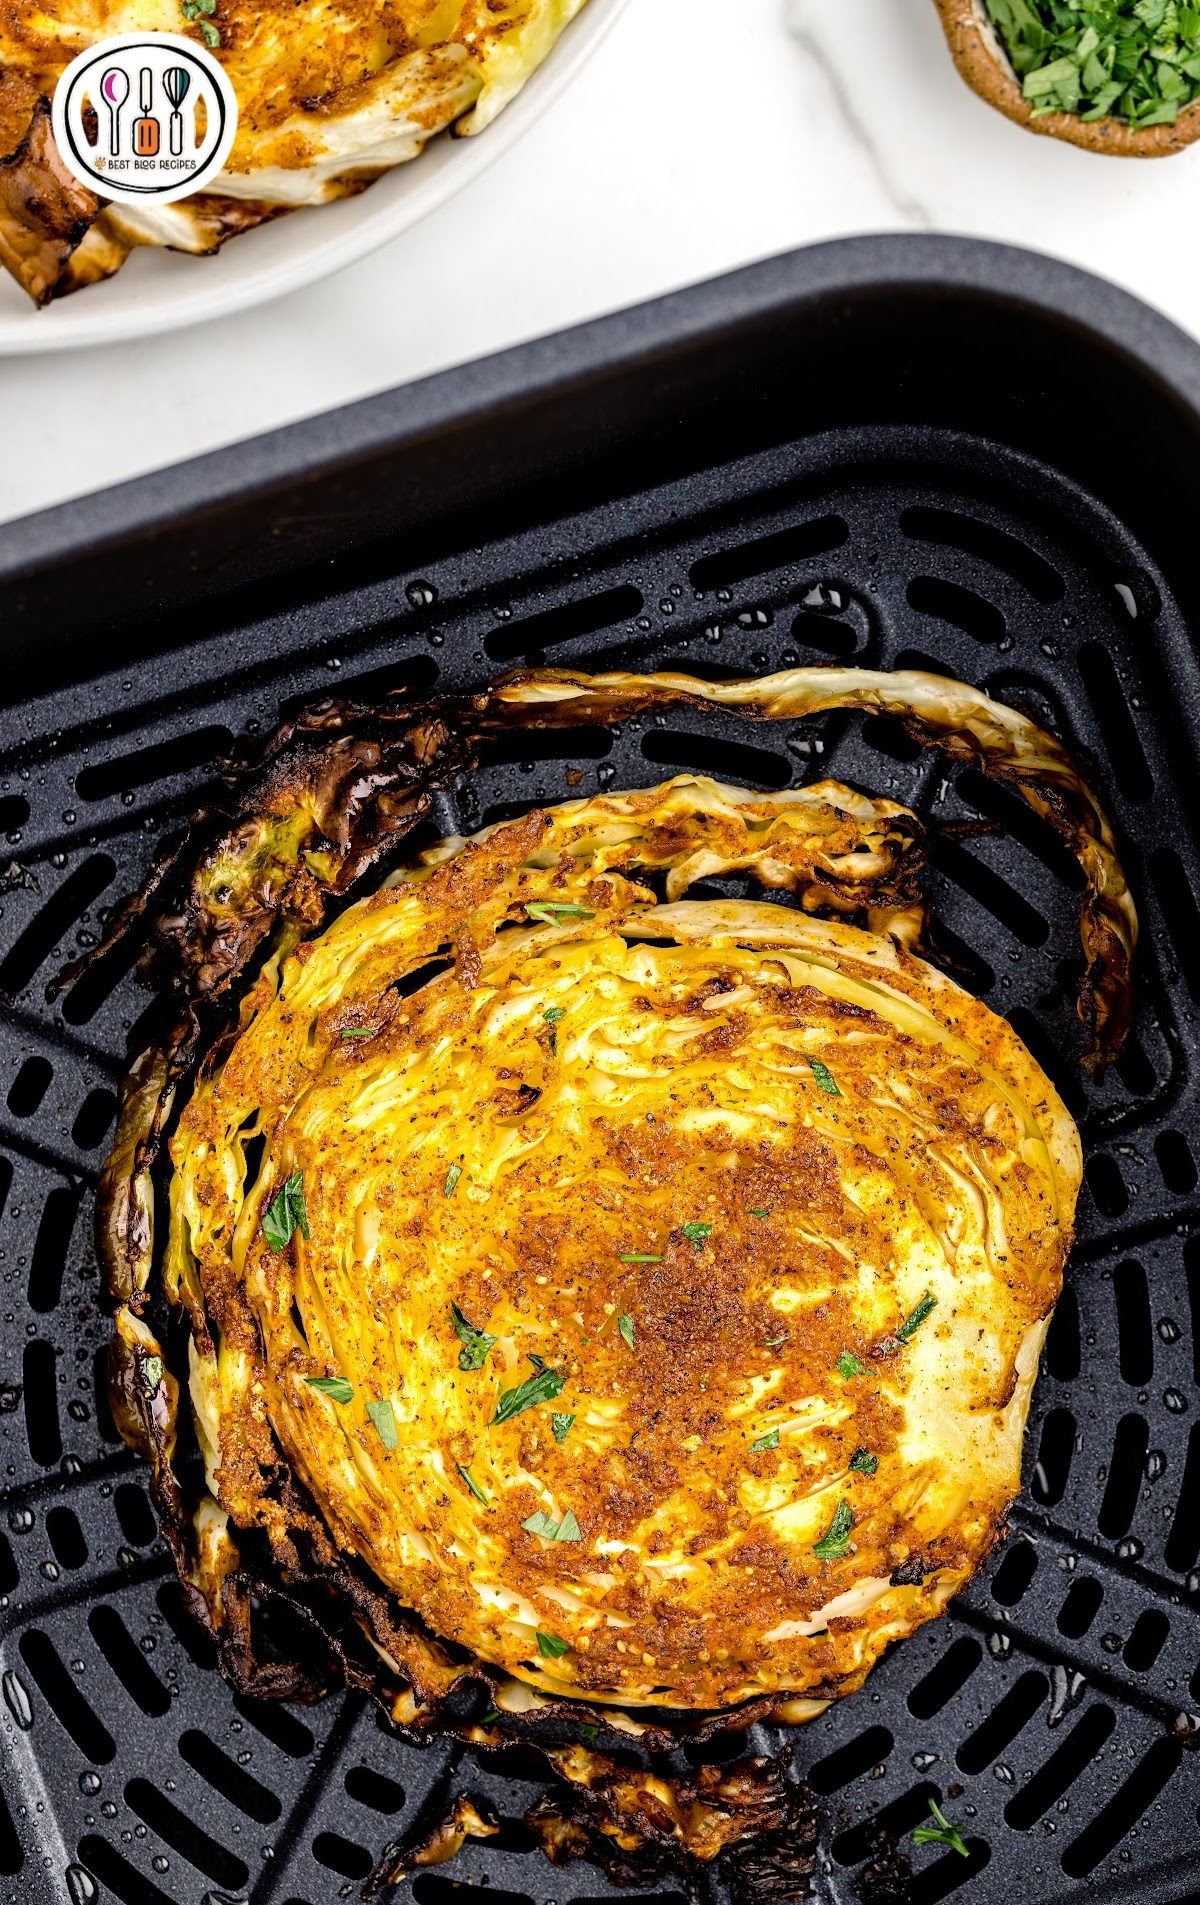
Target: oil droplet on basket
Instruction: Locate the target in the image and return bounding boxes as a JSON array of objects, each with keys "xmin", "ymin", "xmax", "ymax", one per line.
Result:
[
  {"xmin": 1047, "ymin": 1664, "xmax": 1086, "ymax": 1728},
  {"xmin": 79, "ymin": 1773, "xmax": 101, "ymax": 1796},
  {"xmin": 407, "ymin": 580, "xmax": 437, "ymax": 608},
  {"xmin": 2, "ymin": 1671, "xmax": 32, "ymax": 1730},
  {"xmin": 787, "ymin": 733, "xmax": 825, "ymax": 760},
  {"xmin": 802, "ymin": 584, "xmax": 843, "ymax": 613},
  {"xmin": 65, "ymin": 1866, "xmax": 98, "ymax": 1905}
]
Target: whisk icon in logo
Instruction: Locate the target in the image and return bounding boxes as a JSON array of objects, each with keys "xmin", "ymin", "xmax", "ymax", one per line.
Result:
[
  {"xmin": 164, "ymin": 66, "xmax": 192, "ymax": 156},
  {"xmin": 52, "ymin": 32, "xmax": 237, "ymax": 205}
]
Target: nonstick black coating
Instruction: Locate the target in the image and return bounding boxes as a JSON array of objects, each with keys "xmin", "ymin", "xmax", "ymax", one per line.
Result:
[{"xmin": 2, "ymin": 238, "xmax": 1200, "ymax": 1905}]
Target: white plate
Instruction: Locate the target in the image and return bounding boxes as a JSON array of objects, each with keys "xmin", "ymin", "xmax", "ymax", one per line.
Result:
[{"xmin": 0, "ymin": 0, "xmax": 628, "ymax": 355}]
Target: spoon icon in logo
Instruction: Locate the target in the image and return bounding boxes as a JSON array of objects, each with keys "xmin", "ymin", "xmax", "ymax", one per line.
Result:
[{"xmin": 99, "ymin": 68, "xmax": 130, "ymax": 156}]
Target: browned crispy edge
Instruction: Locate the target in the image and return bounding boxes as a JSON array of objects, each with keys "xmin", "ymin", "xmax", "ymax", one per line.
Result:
[
  {"xmin": 105, "ymin": 191, "xmax": 294, "ymax": 258},
  {"xmin": 371, "ymin": 1751, "xmax": 820, "ymax": 1900},
  {"xmin": 0, "ymin": 97, "xmax": 107, "ymax": 305},
  {"xmin": 932, "ymin": 0, "xmax": 1200, "ymax": 155},
  {"xmin": 0, "ymin": 97, "xmax": 295, "ymax": 305}
]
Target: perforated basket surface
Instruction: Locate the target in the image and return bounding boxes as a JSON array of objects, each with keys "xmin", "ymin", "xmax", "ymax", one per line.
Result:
[{"xmin": 2, "ymin": 417, "xmax": 1200, "ymax": 1905}]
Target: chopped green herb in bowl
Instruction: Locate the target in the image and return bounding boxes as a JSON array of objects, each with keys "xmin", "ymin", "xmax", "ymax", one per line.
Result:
[
  {"xmin": 934, "ymin": 0, "xmax": 1200, "ymax": 151},
  {"xmin": 986, "ymin": 0, "xmax": 1200, "ymax": 126}
]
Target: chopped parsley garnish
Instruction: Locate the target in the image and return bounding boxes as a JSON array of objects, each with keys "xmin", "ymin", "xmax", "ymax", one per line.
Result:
[
  {"xmin": 306, "ymin": 1375, "xmax": 353, "ymax": 1404},
  {"xmin": 984, "ymin": 0, "xmax": 1200, "ymax": 128},
  {"xmin": 619, "ymin": 1253, "xmax": 661, "ymax": 1263},
  {"xmin": 544, "ymin": 1004, "xmax": 566, "ymax": 1053},
  {"xmin": 180, "ymin": 0, "xmax": 220, "ymax": 45},
  {"xmin": 618, "ymin": 1312, "xmax": 636, "ymax": 1350},
  {"xmin": 765, "ymin": 1334, "xmax": 787, "ymax": 1348},
  {"xmin": 849, "ymin": 1448, "xmax": 878, "ymax": 1475},
  {"xmin": 809, "ymin": 1058, "xmax": 841, "ymax": 1095},
  {"xmin": 522, "ymin": 1508, "xmax": 582, "ymax": 1543},
  {"xmin": 552, "ymin": 1412, "xmax": 575, "ymax": 1444},
  {"xmin": 913, "ymin": 1800, "xmax": 970, "ymax": 1859},
  {"xmin": 143, "ymin": 1355, "xmax": 164, "ymax": 1396},
  {"xmin": 813, "ymin": 1500, "xmax": 854, "ymax": 1559},
  {"xmin": 451, "ymin": 1302, "xmax": 496, "ymax": 1372},
  {"xmin": 536, "ymin": 1630, "xmax": 570, "ymax": 1659},
  {"xmin": 479, "ymin": 1709, "xmax": 501, "ymax": 1725},
  {"xmin": 897, "ymin": 1291, "xmax": 938, "ymax": 1341},
  {"xmin": 681, "ymin": 1221, "xmax": 713, "ymax": 1247},
  {"xmin": 444, "ymin": 1162, "xmax": 463, "ymax": 1198},
  {"xmin": 836, "ymin": 1349, "xmax": 865, "ymax": 1379},
  {"xmin": 492, "ymin": 1363, "xmax": 565, "ymax": 1425},
  {"xmin": 749, "ymin": 1208, "xmax": 771, "ymax": 1219},
  {"xmin": 581, "ymin": 1723, "xmax": 600, "ymax": 1744},
  {"xmin": 263, "ymin": 1172, "xmax": 311, "ymax": 1252},
  {"xmin": 750, "ymin": 1429, "xmax": 781, "ymax": 1453},
  {"xmin": 457, "ymin": 1463, "xmax": 490, "ymax": 1505},
  {"xmin": 366, "ymin": 1398, "xmax": 399, "ymax": 1451},
  {"xmin": 340, "ymin": 1026, "xmax": 373, "ymax": 1039},
  {"xmin": 526, "ymin": 901, "xmax": 595, "ymax": 926}
]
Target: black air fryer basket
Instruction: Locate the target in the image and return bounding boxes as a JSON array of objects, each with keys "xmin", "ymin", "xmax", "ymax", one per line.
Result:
[{"xmin": 3, "ymin": 235, "xmax": 1200, "ymax": 1905}]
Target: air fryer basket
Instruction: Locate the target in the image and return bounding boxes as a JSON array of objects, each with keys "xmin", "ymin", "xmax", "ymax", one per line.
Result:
[{"xmin": 2, "ymin": 236, "xmax": 1200, "ymax": 1905}]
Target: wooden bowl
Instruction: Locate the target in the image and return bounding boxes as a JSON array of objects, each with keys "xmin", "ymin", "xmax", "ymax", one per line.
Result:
[{"xmin": 932, "ymin": 0, "xmax": 1200, "ymax": 155}]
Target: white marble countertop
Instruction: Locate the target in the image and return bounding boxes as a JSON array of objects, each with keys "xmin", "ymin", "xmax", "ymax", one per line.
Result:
[{"xmin": 6, "ymin": 0, "xmax": 1200, "ymax": 531}]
